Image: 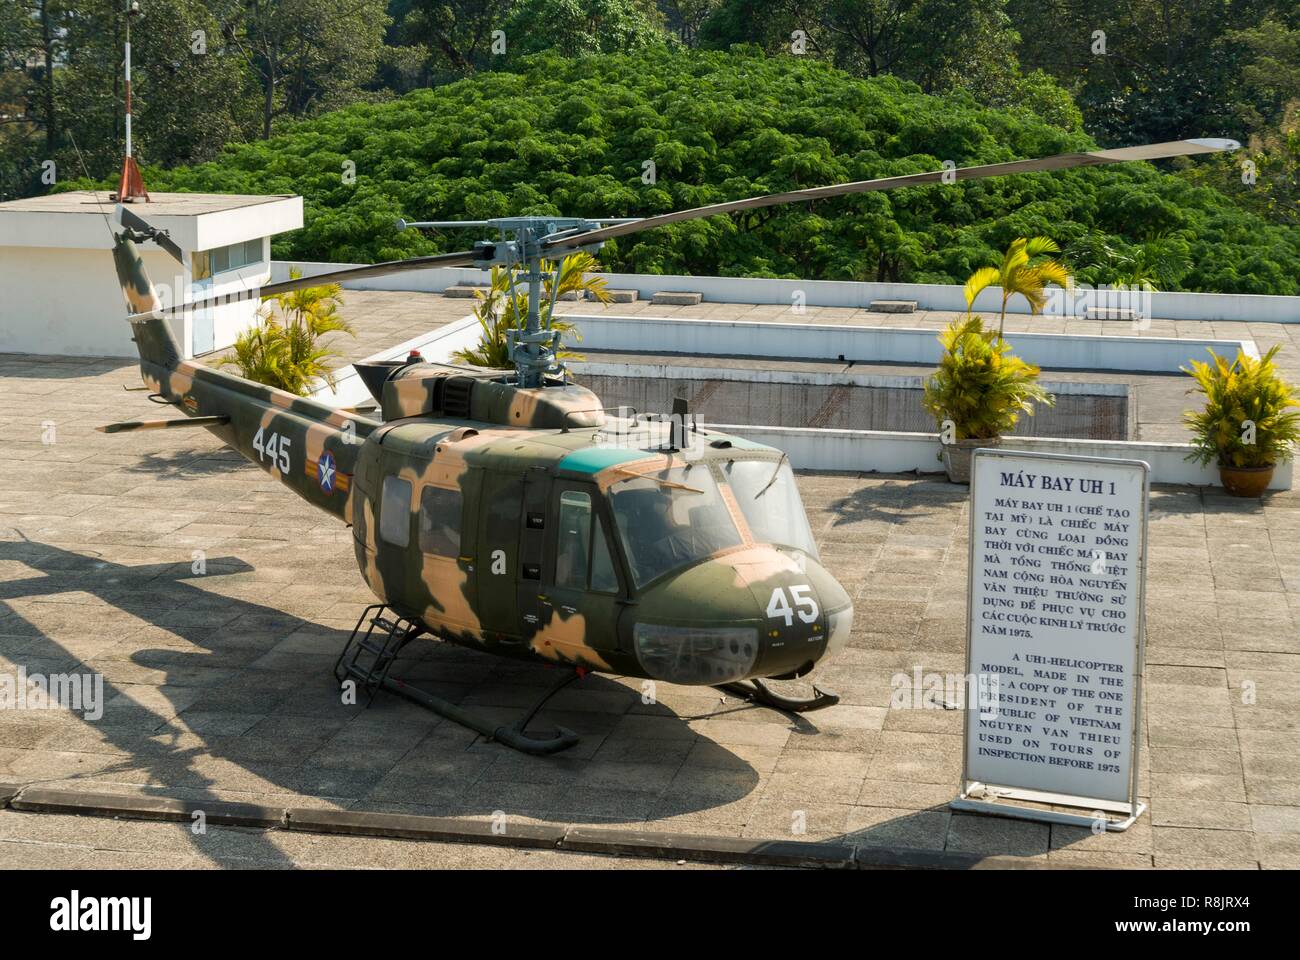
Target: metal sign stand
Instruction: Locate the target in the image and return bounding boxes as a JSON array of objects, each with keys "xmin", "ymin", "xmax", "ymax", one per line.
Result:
[{"xmin": 950, "ymin": 449, "xmax": 1149, "ymax": 833}]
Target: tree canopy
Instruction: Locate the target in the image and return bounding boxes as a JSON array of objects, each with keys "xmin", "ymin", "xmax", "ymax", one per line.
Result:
[{"xmin": 97, "ymin": 48, "xmax": 1297, "ymax": 295}]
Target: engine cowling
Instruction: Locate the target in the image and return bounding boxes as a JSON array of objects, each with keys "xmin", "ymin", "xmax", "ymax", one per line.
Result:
[{"xmin": 355, "ymin": 359, "xmax": 605, "ymax": 429}]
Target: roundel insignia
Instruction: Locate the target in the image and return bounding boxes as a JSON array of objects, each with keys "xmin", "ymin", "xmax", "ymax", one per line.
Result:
[{"xmin": 317, "ymin": 452, "xmax": 337, "ymax": 494}]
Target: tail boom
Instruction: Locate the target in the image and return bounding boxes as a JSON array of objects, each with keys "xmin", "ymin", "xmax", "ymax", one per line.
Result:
[{"xmin": 114, "ymin": 232, "xmax": 375, "ymax": 523}]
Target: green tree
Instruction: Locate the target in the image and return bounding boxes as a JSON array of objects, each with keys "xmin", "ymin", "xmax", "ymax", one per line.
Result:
[
  {"xmin": 112, "ymin": 48, "xmax": 1300, "ymax": 294},
  {"xmin": 215, "ymin": 0, "xmax": 392, "ymax": 139},
  {"xmin": 657, "ymin": 0, "xmax": 722, "ymax": 46},
  {"xmin": 506, "ymin": 0, "xmax": 668, "ymax": 57},
  {"xmin": 0, "ymin": 2, "xmax": 49, "ymax": 199},
  {"xmin": 700, "ymin": 0, "xmax": 1023, "ymax": 100},
  {"xmin": 398, "ymin": 0, "xmax": 515, "ymax": 76},
  {"xmin": 1, "ymin": 1, "xmax": 260, "ymax": 194}
]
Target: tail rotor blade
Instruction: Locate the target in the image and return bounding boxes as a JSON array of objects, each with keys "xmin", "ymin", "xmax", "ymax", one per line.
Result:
[{"xmin": 115, "ymin": 204, "xmax": 186, "ymax": 264}]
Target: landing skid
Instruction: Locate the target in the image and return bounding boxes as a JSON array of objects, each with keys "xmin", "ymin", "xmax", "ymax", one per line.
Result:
[
  {"xmin": 380, "ymin": 669, "xmax": 581, "ymax": 756},
  {"xmin": 716, "ymin": 677, "xmax": 840, "ymax": 713},
  {"xmin": 334, "ymin": 605, "xmax": 580, "ymax": 756}
]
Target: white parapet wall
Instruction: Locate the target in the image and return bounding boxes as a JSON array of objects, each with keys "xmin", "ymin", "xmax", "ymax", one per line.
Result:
[
  {"xmin": 275, "ymin": 260, "xmax": 1300, "ymax": 324},
  {"xmin": 722, "ymin": 424, "xmax": 1294, "ymax": 491},
  {"xmin": 0, "ymin": 193, "xmax": 303, "ymax": 359},
  {"xmin": 558, "ymin": 314, "xmax": 1254, "ymax": 373}
]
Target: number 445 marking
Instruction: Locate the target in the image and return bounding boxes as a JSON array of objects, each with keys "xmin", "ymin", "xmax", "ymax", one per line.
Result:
[
  {"xmin": 767, "ymin": 585, "xmax": 818, "ymax": 626},
  {"xmin": 252, "ymin": 426, "xmax": 291, "ymax": 474}
]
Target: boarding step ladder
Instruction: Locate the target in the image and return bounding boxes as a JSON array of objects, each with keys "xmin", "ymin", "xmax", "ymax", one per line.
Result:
[{"xmin": 333, "ymin": 604, "xmax": 423, "ymax": 705}]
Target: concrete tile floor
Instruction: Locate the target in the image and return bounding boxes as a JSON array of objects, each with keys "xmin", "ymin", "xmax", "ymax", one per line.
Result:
[{"xmin": 1, "ymin": 295, "xmax": 1299, "ymax": 868}]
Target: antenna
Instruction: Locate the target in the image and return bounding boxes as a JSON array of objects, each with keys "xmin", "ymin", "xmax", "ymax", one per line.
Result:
[{"xmin": 113, "ymin": 1, "xmax": 149, "ymax": 203}]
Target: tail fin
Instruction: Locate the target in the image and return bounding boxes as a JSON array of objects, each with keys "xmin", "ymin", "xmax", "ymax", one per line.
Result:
[{"xmin": 112, "ymin": 230, "xmax": 182, "ymax": 373}]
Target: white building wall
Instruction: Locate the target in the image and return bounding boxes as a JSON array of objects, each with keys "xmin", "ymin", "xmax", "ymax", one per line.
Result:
[
  {"xmin": 0, "ymin": 245, "xmax": 185, "ymax": 358},
  {"xmin": 0, "ymin": 194, "xmax": 300, "ymax": 359}
]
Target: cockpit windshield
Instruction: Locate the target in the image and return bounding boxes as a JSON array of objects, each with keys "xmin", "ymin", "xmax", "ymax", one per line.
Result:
[
  {"xmin": 720, "ymin": 458, "xmax": 820, "ymax": 559},
  {"xmin": 608, "ymin": 462, "xmax": 742, "ymax": 587}
]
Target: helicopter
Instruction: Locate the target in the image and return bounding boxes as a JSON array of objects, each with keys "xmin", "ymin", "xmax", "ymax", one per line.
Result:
[{"xmin": 103, "ymin": 136, "xmax": 1237, "ymax": 753}]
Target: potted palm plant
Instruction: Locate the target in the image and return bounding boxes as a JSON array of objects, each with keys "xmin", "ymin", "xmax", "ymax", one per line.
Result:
[
  {"xmin": 219, "ymin": 269, "xmax": 355, "ymax": 396},
  {"xmin": 923, "ymin": 316, "xmax": 1055, "ymax": 483},
  {"xmin": 923, "ymin": 237, "xmax": 1069, "ymax": 483},
  {"xmin": 453, "ymin": 252, "xmax": 611, "ymax": 368},
  {"xmin": 962, "ymin": 235, "xmax": 1072, "ymax": 338},
  {"xmin": 1182, "ymin": 345, "xmax": 1300, "ymax": 497}
]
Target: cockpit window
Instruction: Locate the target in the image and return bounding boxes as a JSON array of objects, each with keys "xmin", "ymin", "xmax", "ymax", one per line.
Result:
[
  {"xmin": 720, "ymin": 459, "xmax": 820, "ymax": 559},
  {"xmin": 608, "ymin": 463, "xmax": 742, "ymax": 587},
  {"xmin": 555, "ymin": 489, "xmax": 618, "ymax": 593}
]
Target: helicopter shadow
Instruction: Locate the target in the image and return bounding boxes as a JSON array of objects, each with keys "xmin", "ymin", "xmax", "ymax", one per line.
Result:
[
  {"xmin": 120, "ymin": 447, "xmax": 249, "ymax": 482},
  {"xmin": 822, "ymin": 475, "xmax": 968, "ymax": 530},
  {"xmin": 0, "ymin": 538, "xmax": 766, "ymax": 863}
]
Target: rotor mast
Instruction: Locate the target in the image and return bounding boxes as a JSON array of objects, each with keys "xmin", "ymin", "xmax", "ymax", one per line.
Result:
[{"xmin": 397, "ymin": 215, "xmax": 637, "ymax": 388}]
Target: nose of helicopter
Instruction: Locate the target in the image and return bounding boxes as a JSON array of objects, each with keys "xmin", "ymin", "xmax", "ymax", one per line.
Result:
[{"xmin": 630, "ymin": 546, "xmax": 853, "ymax": 686}]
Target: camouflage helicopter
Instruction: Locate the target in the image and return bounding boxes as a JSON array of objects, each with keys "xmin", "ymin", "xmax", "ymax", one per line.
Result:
[{"xmin": 104, "ymin": 137, "xmax": 1237, "ymax": 753}]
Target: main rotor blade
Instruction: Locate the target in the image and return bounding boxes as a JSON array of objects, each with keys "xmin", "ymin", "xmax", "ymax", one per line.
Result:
[
  {"xmin": 116, "ymin": 204, "xmax": 185, "ymax": 263},
  {"xmin": 543, "ymin": 138, "xmax": 1240, "ymax": 254},
  {"xmin": 152, "ymin": 249, "xmax": 482, "ymax": 316}
]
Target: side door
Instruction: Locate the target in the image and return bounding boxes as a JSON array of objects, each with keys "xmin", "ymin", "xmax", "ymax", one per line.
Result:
[
  {"xmin": 415, "ymin": 469, "xmax": 479, "ymax": 633},
  {"xmin": 516, "ymin": 466, "xmax": 551, "ymax": 639},
  {"xmin": 540, "ymin": 480, "xmax": 625, "ymax": 665}
]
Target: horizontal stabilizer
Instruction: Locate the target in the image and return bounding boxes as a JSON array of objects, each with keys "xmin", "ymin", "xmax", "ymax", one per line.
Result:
[{"xmin": 97, "ymin": 415, "xmax": 230, "ymax": 434}]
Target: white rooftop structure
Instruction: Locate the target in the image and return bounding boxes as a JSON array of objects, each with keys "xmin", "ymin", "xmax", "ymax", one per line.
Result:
[{"xmin": 0, "ymin": 191, "xmax": 303, "ymax": 358}]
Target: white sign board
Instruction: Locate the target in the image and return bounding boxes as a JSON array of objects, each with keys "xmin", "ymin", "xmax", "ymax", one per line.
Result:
[{"xmin": 956, "ymin": 449, "xmax": 1148, "ymax": 827}]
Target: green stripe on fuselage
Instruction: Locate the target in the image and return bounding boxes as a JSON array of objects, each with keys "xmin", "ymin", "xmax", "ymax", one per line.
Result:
[{"xmin": 557, "ymin": 446, "xmax": 647, "ymax": 474}]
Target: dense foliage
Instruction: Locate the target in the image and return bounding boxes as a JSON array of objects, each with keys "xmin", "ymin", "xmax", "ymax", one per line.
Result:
[{"xmin": 86, "ymin": 49, "xmax": 1300, "ymax": 294}]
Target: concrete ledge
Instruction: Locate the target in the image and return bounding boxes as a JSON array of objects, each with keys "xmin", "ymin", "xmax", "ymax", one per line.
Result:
[
  {"xmin": 854, "ymin": 846, "xmax": 1066, "ymax": 870},
  {"xmin": 1087, "ymin": 307, "xmax": 1138, "ymax": 321},
  {"xmin": 607, "ymin": 289, "xmax": 639, "ymax": 303},
  {"xmin": 0, "ymin": 786, "xmax": 1083, "ymax": 869},
  {"xmin": 561, "ymin": 827, "xmax": 856, "ymax": 868},
  {"xmin": 286, "ymin": 807, "xmax": 563, "ymax": 849},
  {"xmin": 716, "ymin": 423, "xmax": 1295, "ymax": 490},
  {"xmin": 443, "ymin": 284, "xmax": 489, "ymax": 298},
  {"xmin": 558, "ymin": 314, "xmax": 1255, "ymax": 374},
  {"xmin": 869, "ymin": 300, "xmax": 917, "ymax": 313},
  {"xmin": 11, "ymin": 787, "xmax": 282, "ymax": 827},
  {"xmin": 650, "ymin": 291, "xmax": 703, "ymax": 306}
]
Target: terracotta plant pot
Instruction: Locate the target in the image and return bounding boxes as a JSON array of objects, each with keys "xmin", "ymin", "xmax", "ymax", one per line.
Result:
[
  {"xmin": 942, "ymin": 436, "xmax": 1000, "ymax": 484},
  {"xmin": 1219, "ymin": 463, "xmax": 1274, "ymax": 497}
]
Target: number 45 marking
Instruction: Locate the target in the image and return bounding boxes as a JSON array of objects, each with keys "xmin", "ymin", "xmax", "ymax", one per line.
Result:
[
  {"xmin": 252, "ymin": 426, "xmax": 291, "ymax": 474},
  {"xmin": 767, "ymin": 585, "xmax": 818, "ymax": 626}
]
